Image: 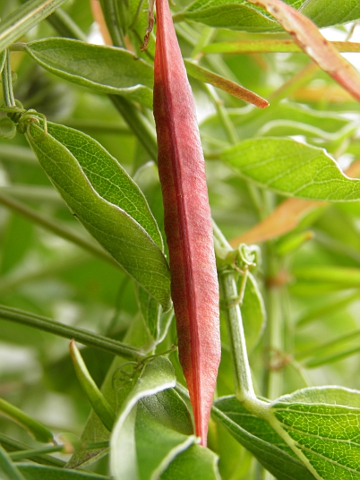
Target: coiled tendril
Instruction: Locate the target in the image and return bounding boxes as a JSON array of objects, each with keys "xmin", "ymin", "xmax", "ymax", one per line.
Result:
[{"xmin": 0, "ymin": 104, "xmax": 48, "ymax": 141}]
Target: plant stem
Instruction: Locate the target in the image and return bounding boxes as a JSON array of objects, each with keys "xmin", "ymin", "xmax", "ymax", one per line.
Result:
[
  {"xmin": 0, "ymin": 0, "xmax": 68, "ymax": 54},
  {"xmin": 99, "ymin": 0, "xmax": 125, "ymax": 47},
  {"xmin": 110, "ymin": 95, "xmax": 158, "ymax": 160},
  {"xmin": 0, "ymin": 304, "xmax": 145, "ymax": 360},
  {"xmin": 0, "ymin": 445, "xmax": 26, "ymax": 480},
  {"xmin": 0, "ymin": 434, "xmax": 65, "ymax": 467},
  {"xmin": 213, "ymin": 222, "xmax": 256, "ymax": 402},
  {"xmin": 2, "ymin": 49, "xmax": 15, "ymax": 107},
  {"xmin": 46, "ymin": 8, "xmax": 88, "ymax": 41}
]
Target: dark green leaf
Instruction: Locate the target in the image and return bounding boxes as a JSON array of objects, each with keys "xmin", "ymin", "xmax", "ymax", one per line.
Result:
[
  {"xmin": 25, "ymin": 38, "xmax": 153, "ymax": 108},
  {"xmin": 110, "ymin": 357, "xmax": 177, "ymax": 479},
  {"xmin": 25, "ymin": 122, "xmax": 171, "ymax": 309},
  {"xmin": 214, "ymin": 397, "xmax": 316, "ymax": 480}
]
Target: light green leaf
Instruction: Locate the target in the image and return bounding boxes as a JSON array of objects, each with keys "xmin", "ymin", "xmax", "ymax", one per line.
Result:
[
  {"xmin": 176, "ymin": 0, "xmax": 281, "ymax": 32},
  {"xmin": 272, "ymin": 386, "xmax": 360, "ymax": 480},
  {"xmin": 160, "ymin": 444, "xmax": 221, "ymax": 480},
  {"xmin": 69, "ymin": 341, "xmax": 116, "ymax": 432},
  {"xmin": 110, "ymin": 356, "xmax": 177, "ymax": 480},
  {"xmin": 25, "ymin": 122, "xmax": 171, "ymax": 309},
  {"xmin": 301, "ymin": 0, "xmax": 360, "ymax": 28},
  {"xmin": 293, "ymin": 266, "xmax": 360, "ymax": 288},
  {"xmin": 241, "ymin": 272, "xmax": 266, "ymax": 352},
  {"xmin": 220, "ymin": 137, "xmax": 360, "ymax": 201},
  {"xmin": 0, "ymin": 445, "xmax": 26, "ymax": 480},
  {"xmin": 17, "ymin": 464, "xmax": 109, "ymax": 479},
  {"xmin": 177, "ymin": 0, "xmax": 360, "ymax": 32},
  {"xmin": 135, "ymin": 391, "xmax": 199, "ymax": 479},
  {"xmin": 24, "ymin": 38, "xmax": 153, "ymax": 108},
  {"xmin": 213, "ymin": 397, "xmax": 316, "ymax": 480}
]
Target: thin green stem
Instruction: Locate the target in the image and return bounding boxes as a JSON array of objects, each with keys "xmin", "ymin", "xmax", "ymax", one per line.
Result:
[
  {"xmin": 213, "ymin": 222, "xmax": 256, "ymax": 402},
  {"xmin": 0, "ymin": 191, "xmax": 119, "ymax": 267},
  {"xmin": 9, "ymin": 446, "xmax": 64, "ymax": 461},
  {"xmin": 2, "ymin": 49, "xmax": 15, "ymax": 107},
  {"xmin": 202, "ymin": 39, "xmax": 360, "ymax": 55},
  {"xmin": 109, "ymin": 95, "xmax": 158, "ymax": 160},
  {"xmin": 0, "ymin": 445, "xmax": 26, "ymax": 480},
  {"xmin": 0, "ymin": 434, "xmax": 65, "ymax": 467},
  {"xmin": 46, "ymin": 8, "xmax": 88, "ymax": 41},
  {"xmin": 205, "ymin": 84, "xmax": 239, "ymax": 144},
  {"xmin": 100, "ymin": 0, "xmax": 125, "ymax": 47},
  {"xmin": 0, "ymin": 304, "xmax": 145, "ymax": 360},
  {"xmin": 0, "ymin": 0, "xmax": 68, "ymax": 53}
]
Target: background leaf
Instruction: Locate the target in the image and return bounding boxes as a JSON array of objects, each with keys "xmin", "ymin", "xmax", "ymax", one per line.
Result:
[{"xmin": 221, "ymin": 137, "xmax": 360, "ymax": 201}]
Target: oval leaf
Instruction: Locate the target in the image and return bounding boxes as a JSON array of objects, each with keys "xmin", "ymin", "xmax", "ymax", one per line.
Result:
[
  {"xmin": 178, "ymin": 0, "xmax": 360, "ymax": 32},
  {"xmin": 25, "ymin": 38, "xmax": 154, "ymax": 108},
  {"xmin": 213, "ymin": 398, "xmax": 316, "ymax": 480},
  {"xmin": 272, "ymin": 386, "xmax": 360, "ymax": 480},
  {"xmin": 26, "ymin": 122, "xmax": 171, "ymax": 309},
  {"xmin": 110, "ymin": 356, "xmax": 177, "ymax": 480},
  {"xmin": 221, "ymin": 137, "xmax": 360, "ymax": 201}
]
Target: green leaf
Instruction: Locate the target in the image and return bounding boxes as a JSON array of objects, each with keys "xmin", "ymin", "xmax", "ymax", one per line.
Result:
[
  {"xmin": 110, "ymin": 356, "xmax": 178, "ymax": 480},
  {"xmin": 25, "ymin": 122, "xmax": 171, "ymax": 309},
  {"xmin": 301, "ymin": 0, "xmax": 360, "ymax": 28},
  {"xmin": 241, "ymin": 272, "xmax": 266, "ymax": 352},
  {"xmin": 17, "ymin": 464, "xmax": 109, "ymax": 479},
  {"xmin": 213, "ymin": 397, "xmax": 316, "ymax": 480},
  {"xmin": 24, "ymin": 38, "xmax": 153, "ymax": 108},
  {"xmin": 0, "ymin": 445, "xmax": 26, "ymax": 480},
  {"xmin": 220, "ymin": 137, "xmax": 360, "ymax": 201},
  {"xmin": 272, "ymin": 387, "xmax": 360, "ymax": 480},
  {"xmin": 292, "ymin": 266, "xmax": 360, "ymax": 288},
  {"xmin": 177, "ymin": 0, "xmax": 360, "ymax": 32},
  {"xmin": 69, "ymin": 341, "xmax": 116, "ymax": 432},
  {"xmin": 177, "ymin": 0, "xmax": 280, "ymax": 32},
  {"xmin": 160, "ymin": 444, "xmax": 221, "ymax": 480}
]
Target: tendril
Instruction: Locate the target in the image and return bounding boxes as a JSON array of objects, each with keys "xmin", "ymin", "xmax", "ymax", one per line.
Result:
[{"xmin": 0, "ymin": 104, "xmax": 48, "ymax": 141}]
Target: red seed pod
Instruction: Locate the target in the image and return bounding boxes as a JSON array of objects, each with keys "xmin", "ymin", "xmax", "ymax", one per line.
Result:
[{"xmin": 153, "ymin": 0, "xmax": 221, "ymax": 446}]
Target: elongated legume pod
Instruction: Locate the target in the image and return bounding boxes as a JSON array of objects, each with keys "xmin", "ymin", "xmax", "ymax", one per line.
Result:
[{"xmin": 153, "ymin": 0, "xmax": 221, "ymax": 446}]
